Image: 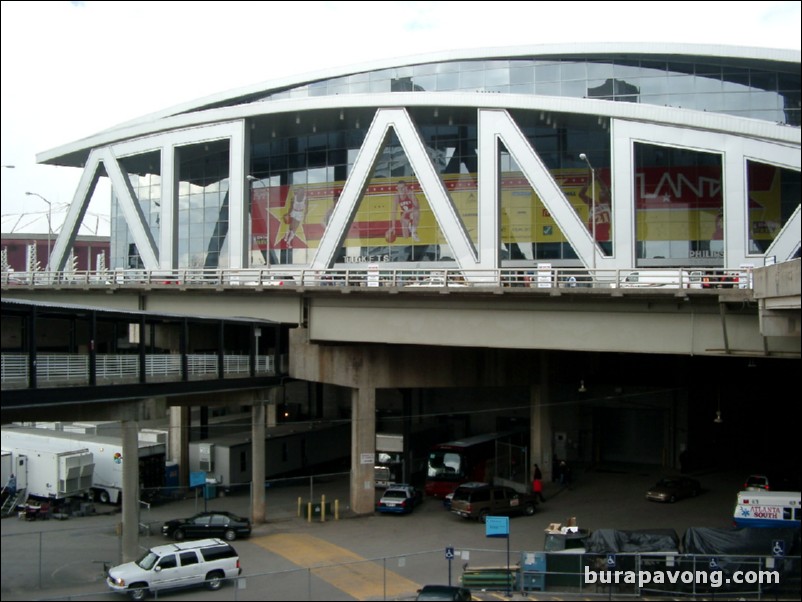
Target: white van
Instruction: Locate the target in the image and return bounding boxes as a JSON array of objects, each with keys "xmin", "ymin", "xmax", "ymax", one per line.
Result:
[
  {"xmin": 107, "ymin": 538, "xmax": 241, "ymax": 600},
  {"xmin": 733, "ymin": 490, "xmax": 801, "ymax": 528}
]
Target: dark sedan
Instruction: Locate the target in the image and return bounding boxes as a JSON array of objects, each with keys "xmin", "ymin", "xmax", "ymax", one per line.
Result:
[
  {"xmin": 416, "ymin": 585, "xmax": 473, "ymax": 601},
  {"xmin": 161, "ymin": 511, "xmax": 251, "ymax": 541},
  {"xmin": 646, "ymin": 476, "xmax": 701, "ymax": 503}
]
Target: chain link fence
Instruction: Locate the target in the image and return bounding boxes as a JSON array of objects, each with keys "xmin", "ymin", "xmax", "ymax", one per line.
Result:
[
  {"xmin": 2, "ymin": 469, "xmax": 799, "ymax": 600},
  {"xmin": 2, "ymin": 534, "xmax": 799, "ymax": 601}
]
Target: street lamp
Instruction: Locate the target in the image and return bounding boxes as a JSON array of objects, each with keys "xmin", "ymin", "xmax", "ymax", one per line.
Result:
[
  {"xmin": 578, "ymin": 153, "xmax": 596, "ymax": 271},
  {"xmin": 25, "ymin": 191, "xmax": 52, "ymax": 272}
]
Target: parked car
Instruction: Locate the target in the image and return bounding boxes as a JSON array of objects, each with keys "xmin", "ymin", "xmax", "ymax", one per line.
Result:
[
  {"xmin": 416, "ymin": 585, "xmax": 473, "ymax": 601},
  {"xmin": 645, "ymin": 476, "xmax": 701, "ymax": 503},
  {"xmin": 107, "ymin": 538, "xmax": 241, "ymax": 600},
  {"xmin": 450, "ymin": 482, "xmax": 537, "ymax": 523},
  {"xmin": 742, "ymin": 472, "xmax": 800, "ymax": 492},
  {"xmin": 743, "ymin": 474, "xmax": 770, "ymax": 491},
  {"xmin": 161, "ymin": 511, "xmax": 251, "ymax": 541},
  {"xmin": 443, "ymin": 490, "xmax": 455, "ymax": 510},
  {"xmin": 376, "ymin": 484, "xmax": 422, "ymax": 514}
]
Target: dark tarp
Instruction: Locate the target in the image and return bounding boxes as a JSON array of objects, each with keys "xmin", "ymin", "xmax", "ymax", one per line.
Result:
[
  {"xmin": 681, "ymin": 528, "xmax": 800, "ymax": 594},
  {"xmin": 584, "ymin": 528, "xmax": 680, "ymax": 553},
  {"xmin": 682, "ymin": 527, "xmax": 800, "ymax": 556}
]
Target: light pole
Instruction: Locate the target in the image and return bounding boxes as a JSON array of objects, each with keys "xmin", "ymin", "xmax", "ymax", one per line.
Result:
[
  {"xmin": 25, "ymin": 191, "xmax": 52, "ymax": 272},
  {"xmin": 578, "ymin": 153, "xmax": 596, "ymax": 271}
]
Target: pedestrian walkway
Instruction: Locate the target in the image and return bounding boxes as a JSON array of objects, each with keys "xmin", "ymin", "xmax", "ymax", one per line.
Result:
[{"xmin": 254, "ymin": 532, "xmax": 421, "ymax": 599}]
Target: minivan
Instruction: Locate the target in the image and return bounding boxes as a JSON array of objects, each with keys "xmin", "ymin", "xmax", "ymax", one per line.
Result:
[{"xmin": 107, "ymin": 538, "xmax": 241, "ymax": 600}]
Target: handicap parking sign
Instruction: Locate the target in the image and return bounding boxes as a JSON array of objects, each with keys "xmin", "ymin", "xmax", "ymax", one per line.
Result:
[
  {"xmin": 773, "ymin": 540, "xmax": 785, "ymax": 557},
  {"xmin": 606, "ymin": 554, "xmax": 616, "ymax": 568},
  {"xmin": 445, "ymin": 547, "xmax": 455, "ymax": 560}
]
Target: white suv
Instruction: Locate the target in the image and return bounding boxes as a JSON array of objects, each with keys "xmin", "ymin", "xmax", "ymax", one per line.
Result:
[{"xmin": 107, "ymin": 538, "xmax": 241, "ymax": 600}]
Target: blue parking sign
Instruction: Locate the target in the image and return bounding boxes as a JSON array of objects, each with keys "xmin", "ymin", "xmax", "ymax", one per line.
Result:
[{"xmin": 485, "ymin": 516, "xmax": 510, "ymax": 538}]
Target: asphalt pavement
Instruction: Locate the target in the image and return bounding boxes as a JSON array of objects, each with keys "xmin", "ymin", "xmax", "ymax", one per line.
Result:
[{"xmin": 0, "ymin": 464, "xmax": 760, "ymax": 601}]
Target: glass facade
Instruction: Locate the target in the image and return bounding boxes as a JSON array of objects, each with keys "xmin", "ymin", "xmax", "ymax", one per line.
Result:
[
  {"xmin": 257, "ymin": 57, "xmax": 800, "ymax": 125},
  {"xmin": 746, "ymin": 161, "xmax": 801, "ymax": 254},
  {"xmin": 111, "ymin": 151, "xmax": 161, "ymax": 270},
  {"xmin": 102, "ymin": 50, "xmax": 798, "ymax": 273},
  {"xmin": 178, "ymin": 141, "xmax": 230, "ymax": 269},
  {"xmin": 634, "ymin": 143, "xmax": 724, "ymax": 266},
  {"xmin": 246, "ymin": 108, "xmax": 618, "ymax": 268},
  {"xmin": 112, "ymin": 142, "xmax": 231, "ymax": 269}
]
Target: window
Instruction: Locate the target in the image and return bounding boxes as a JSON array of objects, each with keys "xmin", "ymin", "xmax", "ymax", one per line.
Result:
[
  {"xmin": 201, "ymin": 545, "xmax": 237, "ymax": 561},
  {"xmin": 179, "ymin": 551, "xmax": 199, "ymax": 566},
  {"xmin": 157, "ymin": 554, "xmax": 177, "ymax": 570},
  {"xmin": 633, "ymin": 142, "xmax": 723, "ymax": 266},
  {"xmin": 472, "ymin": 489, "xmax": 490, "ymax": 503},
  {"xmin": 191, "ymin": 515, "xmax": 211, "ymax": 527}
]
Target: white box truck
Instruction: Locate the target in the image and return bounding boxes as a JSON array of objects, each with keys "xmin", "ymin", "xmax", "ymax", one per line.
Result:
[
  {"xmin": 2, "ymin": 427, "xmax": 165, "ymax": 504},
  {"xmin": 0, "ymin": 435, "xmax": 94, "ymax": 500}
]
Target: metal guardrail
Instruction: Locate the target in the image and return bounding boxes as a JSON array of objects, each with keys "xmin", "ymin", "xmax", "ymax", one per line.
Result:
[
  {"xmin": 1, "ymin": 266, "xmax": 755, "ymax": 290},
  {"xmin": 0, "ymin": 353, "xmax": 275, "ymax": 388}
]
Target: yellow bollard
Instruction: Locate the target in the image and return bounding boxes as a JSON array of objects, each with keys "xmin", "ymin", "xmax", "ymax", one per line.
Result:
[
  {"xmin": 307, "ymin": 501, "xmax": 312, "ymax": 523},
  {"xmin": 321, "ymin": 494, "xmax": 326, "ymax": 522},
  {"xmin": 297, "ymin": 496, "xmax": 302, "ymax": 518},
  {"xmin": 335, "ymin": 499, "xmax": 339, "ymax": 520}
]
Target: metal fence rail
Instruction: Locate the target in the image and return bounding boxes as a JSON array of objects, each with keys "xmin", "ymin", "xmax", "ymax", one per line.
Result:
[
  {"xmin": 1, "ymin": 352, "xmax": 276, "ymax": 389},
  {"xmin": 2, "ymin": 266, "xmax": 755, "ymax": 290},
  {"xmin": 96, "ymin": 354, "xmax": 139, "ymax": 382}
]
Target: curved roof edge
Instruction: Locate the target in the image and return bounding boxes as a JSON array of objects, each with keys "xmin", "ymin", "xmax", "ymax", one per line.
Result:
[
  {"xmin": 38, "ymin": 91, "xmax": 801, "ymax": 168},
  {"xmin": 83, "ymin": 42, "xmax": 802, "ymax": 136}
]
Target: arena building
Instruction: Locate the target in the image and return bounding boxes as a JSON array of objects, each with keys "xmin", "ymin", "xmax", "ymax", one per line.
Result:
[
  {"xmin": 38, "ymin": 43, "xmax": 800, "ymax": 278},
  {"xmin": 7, "ymin": 44, "xmax": 800, "ymax": 525}
]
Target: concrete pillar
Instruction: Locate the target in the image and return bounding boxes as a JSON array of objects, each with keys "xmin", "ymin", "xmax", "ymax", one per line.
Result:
[
  {"xmin": 251, "ymin": 402, "xmax": 266, "ymax": 524},
  {"xmin": 530, "ymin": 353, "xmax": 552, "ymax": 483},
  {"xmin": 350, "ymin": 386, "xmax": 376, "ymax": 515},
  {"xmin": 121, "ymin": 419, "xmax": 140, "ymax": 562},
  {"xmin": 168, "ymin": 406, "xmax": 189, "ymax": 486},
  {"xmin": 266, "ymin": 388, "xmax": 279, "ymax": 428}
]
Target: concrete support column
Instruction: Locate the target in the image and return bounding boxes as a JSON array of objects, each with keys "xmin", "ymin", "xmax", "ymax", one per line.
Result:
[
  {"xmin": 350, "ymin": 386, "xmax": 376, "ymax": 515},
  {"xmin": 121, "ymin": 419, "xmax": 140, "ymax": 562},
  {"xmin": 168, "ymin": 406, "xmax": 189, "ymax": 487},
  {"xmin": 251, "ymin": 402, "xmax": 266, "ymax": 524},
  {"xmin": 266, "ymin": 386, "xmax": 279, "ymax": 428},
  {"xmin": 530, "ymin": 353, "xmax": 552, "ymax": 483}
]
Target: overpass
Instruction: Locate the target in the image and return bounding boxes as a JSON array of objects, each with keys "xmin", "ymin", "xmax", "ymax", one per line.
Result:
[
  {"xmin": 1, "ymin": 262, "xmax": 799, "ymax": 562},
  {"xmin": 4, "ymin": 264, "xmax": 798, "ymax": 356}
]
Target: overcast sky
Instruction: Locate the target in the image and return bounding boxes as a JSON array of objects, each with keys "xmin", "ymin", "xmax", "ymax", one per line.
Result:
[{"xmin": 2, "ymin": 0, "xmax": 800, "ymax": 236}]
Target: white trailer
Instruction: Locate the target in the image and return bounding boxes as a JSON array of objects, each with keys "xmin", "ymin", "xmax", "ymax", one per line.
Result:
[
  {"xmin": 0, "ymin": 436, "xmax": 94, "ymax": 500},
  {"xmin": 1, "ymin": 450, "xmax": 13, "ymax": 488},
  {"xmin": 1, "ymin": 427, "xmax": 165, "ymax": 504},
  {"xmin": 188, "ymin": 421, "xmax": 350, "ymax": 488}
]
